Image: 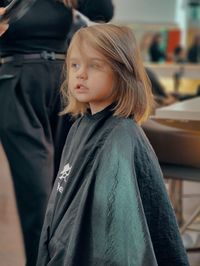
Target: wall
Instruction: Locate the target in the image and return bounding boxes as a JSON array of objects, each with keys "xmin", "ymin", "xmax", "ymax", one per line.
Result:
[{"xmin": 112, "ymin": 0, "xmax": 177, "ymax": 24}]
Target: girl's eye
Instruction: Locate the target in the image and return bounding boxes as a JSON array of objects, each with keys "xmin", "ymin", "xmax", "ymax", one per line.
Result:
[
  {"xmin": 90, "ymin": 63, "xmax": 100, "ymax": 68},
  {"xmin": 71, "ymin": 63, "xmax": 80, "ymax": 69}
]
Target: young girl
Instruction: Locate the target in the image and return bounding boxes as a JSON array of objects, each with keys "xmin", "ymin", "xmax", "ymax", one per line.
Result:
[{"xmin": 37, "ymin": 24, "xmax": 189, "ymax": 266}]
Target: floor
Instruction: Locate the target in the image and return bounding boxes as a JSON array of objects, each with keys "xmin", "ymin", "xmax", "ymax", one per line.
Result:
[{"xmin": 0, "ymin": 143, "xmax": 200, "ymax": 266}]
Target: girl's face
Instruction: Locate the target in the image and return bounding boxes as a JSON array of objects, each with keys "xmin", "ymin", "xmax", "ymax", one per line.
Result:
[{"xmin": 68, "ymin": 41, "xmax": 115, "ymax": 114}]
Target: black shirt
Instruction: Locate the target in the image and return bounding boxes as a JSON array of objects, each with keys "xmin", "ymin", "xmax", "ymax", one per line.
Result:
[{"xmin": 0, "ymin": 0, "xmax": 114, "ymax": 55}]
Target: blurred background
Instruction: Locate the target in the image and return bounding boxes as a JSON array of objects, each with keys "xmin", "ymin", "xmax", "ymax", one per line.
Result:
[
  {"xmin": 1, "ymin": 1, "xmax": 200, "ymax": 265},
  {"xmin": 112, "ymin": 0, "xmax": 200, "ymax": 97}
]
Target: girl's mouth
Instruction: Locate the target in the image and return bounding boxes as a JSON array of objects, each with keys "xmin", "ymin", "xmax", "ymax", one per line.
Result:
[{"xmin": 76, "ymin": 84, "xmax": 88, "ymax": 91}]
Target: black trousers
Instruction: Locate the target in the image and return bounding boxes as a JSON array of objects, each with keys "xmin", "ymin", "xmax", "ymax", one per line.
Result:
[{"xmin": 0, "ymin": 59, "xmax": 72, "ymax": 266}]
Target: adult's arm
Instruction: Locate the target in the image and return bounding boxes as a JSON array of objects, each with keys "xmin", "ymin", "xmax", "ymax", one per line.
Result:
[
  {"xmin": 0, "ymin": 8, "xmax": 9, "ymax": 36},
  {"xmin": 77, "ymin": 0, "xmax": 114, "ymax": 22}
]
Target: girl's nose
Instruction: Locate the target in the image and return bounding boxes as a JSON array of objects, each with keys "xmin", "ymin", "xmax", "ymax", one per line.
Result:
[{"xmin": 77, "ymin": 67, "xmax": 88, "ymax": 79}]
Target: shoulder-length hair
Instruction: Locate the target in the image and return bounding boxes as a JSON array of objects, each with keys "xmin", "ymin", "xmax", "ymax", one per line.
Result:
[{"xmin": 62, "ymin": 24, "xmax": 154, "ymax": 123}]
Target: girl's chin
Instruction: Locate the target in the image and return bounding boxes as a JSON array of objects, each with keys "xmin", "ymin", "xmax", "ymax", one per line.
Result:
[{"xmin": 74, "ymin": 97, "xmax": 90, "ymax": 103}]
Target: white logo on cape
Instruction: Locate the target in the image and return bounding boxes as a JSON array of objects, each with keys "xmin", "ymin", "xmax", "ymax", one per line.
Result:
[{"xmin": 57, "ymin": 163, "xmax": 72, "ymax": 194}]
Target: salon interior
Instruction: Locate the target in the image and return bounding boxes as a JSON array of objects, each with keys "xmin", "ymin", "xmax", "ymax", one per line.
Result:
[{"xmin": 0, "ymin": 0, "xmax": 200, "ymax": 265}]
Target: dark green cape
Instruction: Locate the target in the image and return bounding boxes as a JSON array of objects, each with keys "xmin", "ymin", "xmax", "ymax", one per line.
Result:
[{"xmin": 37, "ymin": 106, "xmax": 188, "ymax": 266}]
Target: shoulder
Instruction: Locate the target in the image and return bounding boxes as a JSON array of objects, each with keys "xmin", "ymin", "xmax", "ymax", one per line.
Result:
[
  {"xmin": 109, "ymin": 118, "xmax": 162, "ymax": 174},
  {"xmin": 109, "ymin": 118, "xmax": 149, "ymax": 144},
  {"xmin": 104, "ymin": 118, "xmax": 152, "ymax": 155},
  {"xmin": 77, "ymin": 0, "xmax": 114, "ymax": 22}
]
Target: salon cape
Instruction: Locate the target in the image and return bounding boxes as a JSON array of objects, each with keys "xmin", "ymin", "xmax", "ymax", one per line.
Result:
[{"xmin": 37, "ymin": 106, "xmax": 189, "ymax": 266}]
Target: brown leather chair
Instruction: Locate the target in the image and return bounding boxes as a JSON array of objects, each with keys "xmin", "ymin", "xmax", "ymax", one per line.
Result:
[{"xmin": 142, "ymin": 119, "xmax": 200, "ymax": 251}]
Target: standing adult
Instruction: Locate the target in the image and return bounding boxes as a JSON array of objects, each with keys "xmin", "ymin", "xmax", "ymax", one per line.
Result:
[
  {"xmin": 187, "ymin": 35, "xmax": 200, "ymax": 63},
  {"xmin": 0, "ymin": 1, "xmax": 114, "ymax": 265},
  {"xmin": 149, "ymin": 33, "xmax": 166, "ymax": 63}
]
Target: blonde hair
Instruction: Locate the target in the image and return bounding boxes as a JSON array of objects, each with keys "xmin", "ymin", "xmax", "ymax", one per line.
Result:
[{"xmin": 62, "ymin": 24, "xmax": 154, "ymax": 123}]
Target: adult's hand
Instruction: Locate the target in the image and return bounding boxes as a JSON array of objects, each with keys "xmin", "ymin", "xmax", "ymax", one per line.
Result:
[{"xmin": 0, "ymin": 8, "xmax": 9, "ymax": 36}]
